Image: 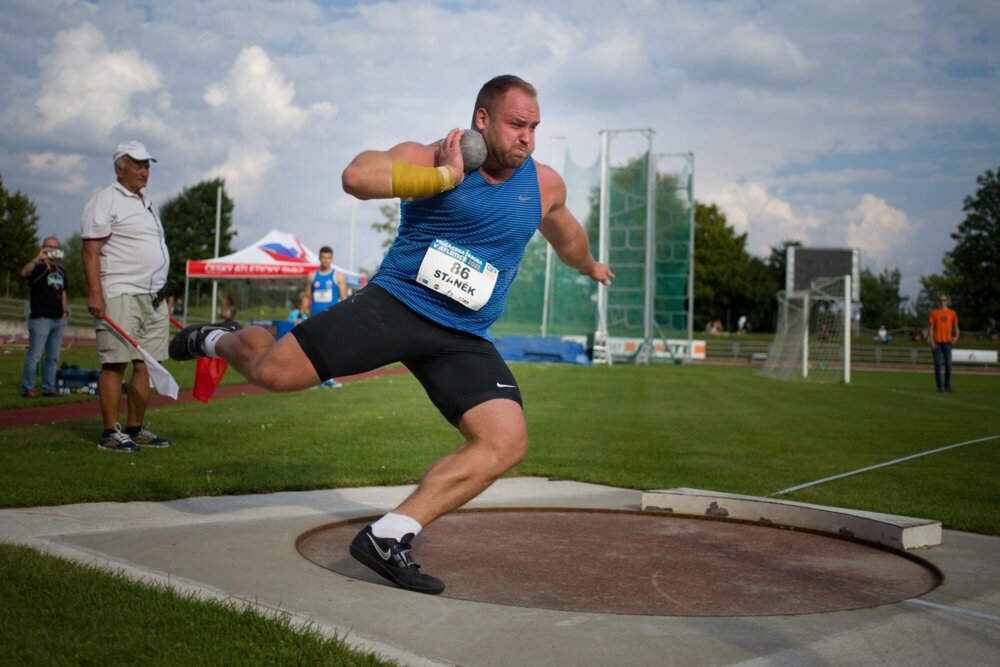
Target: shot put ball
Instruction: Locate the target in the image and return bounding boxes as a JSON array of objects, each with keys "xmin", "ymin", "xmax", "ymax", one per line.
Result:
[{"xmin": 460, "ymin": 129, "xmax": 487, "ymax": 171}]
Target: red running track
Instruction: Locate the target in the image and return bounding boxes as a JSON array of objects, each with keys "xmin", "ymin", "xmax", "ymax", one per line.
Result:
[{"xmin": 0, "ymin": 366, "xmax": 410, "ymax": 430}]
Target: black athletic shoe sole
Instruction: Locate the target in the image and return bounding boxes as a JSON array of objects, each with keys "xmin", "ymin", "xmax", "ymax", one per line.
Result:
[
  {"xmin": 349, "ymin": 526, "xmax": 445, "ymax": 594},
  {"xmin": 168, "ymin": 321, "xmax": 241, "ymax": 361}
]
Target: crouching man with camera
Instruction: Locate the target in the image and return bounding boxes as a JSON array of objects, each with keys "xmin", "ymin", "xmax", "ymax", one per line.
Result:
[{"xmin": 20, "ymin": 236, "xmax": 68, "ymax": 398}]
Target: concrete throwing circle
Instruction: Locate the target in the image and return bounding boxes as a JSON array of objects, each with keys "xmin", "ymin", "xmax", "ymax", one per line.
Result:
[{"xmin": 296, "ymin": 509, "xmax": 939, "ymax": 616}]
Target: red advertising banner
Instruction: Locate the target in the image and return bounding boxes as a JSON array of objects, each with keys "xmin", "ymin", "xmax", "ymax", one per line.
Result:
[{"xmin": 187, "ymin": 260, "xmax": 317, "ymax": 278}]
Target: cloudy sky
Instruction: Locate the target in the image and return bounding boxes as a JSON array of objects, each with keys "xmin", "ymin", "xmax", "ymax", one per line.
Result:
[{"xmin": 2, "ymin": 0, "xmax": 998, "ymax": 300}]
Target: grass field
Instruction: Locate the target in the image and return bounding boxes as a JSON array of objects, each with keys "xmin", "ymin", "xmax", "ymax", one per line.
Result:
[
  {"xmin": 0, "ymin": 345, "xmax": 246, "ymax": 411},
  {"xmin": 3, "ymin": 362, "xmax": 998, "ymax": 531},
  {"xmin": 0, "ymin": 542, "xmax": 391, "ymax": 666},
  {"xmin": 2, "ymin": 357, "xmax": 999, "ymax": 664}
]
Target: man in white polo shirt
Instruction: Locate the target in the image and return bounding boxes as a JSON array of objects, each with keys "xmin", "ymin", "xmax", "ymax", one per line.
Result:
[{"xmin": 82, "ymin": 140, "xmax": 172, "ymax": 453}]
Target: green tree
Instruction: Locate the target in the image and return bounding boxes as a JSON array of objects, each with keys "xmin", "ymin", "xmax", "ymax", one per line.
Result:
[
  {"xmin": 693, "ymin": 202, "xmax": 763, "ymax": 332},
  {"xmin": 916, "ymin": 273, "xmax": 958, "ymax": 319},
  {"xmin": 749, "ymin": 240, "xmax": 803, "ymax": 332},
  {"xmin": 765, "ymin": 240, "xmax": 801, "ymax": 291},
  {"xmin": 859, "ymin": 267, "xmax": 907, "ymax": 330},
  {"xmin": 159, "ymin": 179, "xmax": 236, "ymax": 296},
  {"xmin": 360, "ymin": 203, "xmax": 400, "ymax": 276},
  {"xmin": 371, "ymin": 203, "xmax": 399, "ymax": 252},
  {"xmin": 741, "ymin": 255, "xmax": 781, "ymax": 332},
  {"xmin": 920, "ymin": 167, "xmax": 1000, "ymax": 329},
  {"xmin": 0, "ymin": 174, "xmax": 41, "ymax": 298},
  {"xmin": 60, "ymin": 233, "xmax": 88, "ymax": 300}
]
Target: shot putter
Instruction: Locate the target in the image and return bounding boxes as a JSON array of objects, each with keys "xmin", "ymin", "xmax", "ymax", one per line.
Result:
[{"xmin": 460, "ymin": 128, "xmax": 487, "ymax": 171}]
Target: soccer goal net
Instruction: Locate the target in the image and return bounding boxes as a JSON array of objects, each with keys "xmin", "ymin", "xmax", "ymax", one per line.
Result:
[{"xmin": 760, "ymin": 275, "xmax": 852, "ymax": 384}]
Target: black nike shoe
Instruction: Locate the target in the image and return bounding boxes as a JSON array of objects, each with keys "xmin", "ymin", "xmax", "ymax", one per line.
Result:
[
  {"xmin": 349, "ymin": 525, "xmax": 445, "ymax": 594},
  {"xmin": 168, "ymin": 321, "xmax": 241, "ymax": 361}
]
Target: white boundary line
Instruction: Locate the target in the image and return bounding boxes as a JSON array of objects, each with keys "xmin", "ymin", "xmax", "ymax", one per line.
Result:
[
  {"xmin": 904, "ymin": 599, "xmax": 1000, "ymax": 624},
  {"xmin": 770, "ymin": 434, "xmax": 1000, "ymax": 497}
]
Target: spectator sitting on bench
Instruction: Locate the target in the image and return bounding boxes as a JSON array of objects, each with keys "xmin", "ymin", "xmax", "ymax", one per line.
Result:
[{"xmin": 873, "ymin": 324, "xmax": 892, "ymax": 344}]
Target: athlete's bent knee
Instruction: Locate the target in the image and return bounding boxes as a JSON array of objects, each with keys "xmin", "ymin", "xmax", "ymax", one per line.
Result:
[
  {"xmin": 486, "ymin": 430, "xmax": 528, "ymax": 476},
  {"xmin": 459, "ymin": 399, "xmax": 529, "ymax": 475}
]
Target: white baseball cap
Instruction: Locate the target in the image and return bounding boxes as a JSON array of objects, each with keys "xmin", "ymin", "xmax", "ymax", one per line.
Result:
[{"xmin": 113, "ymin": 140, "xmax": 157, "ymax": 163}]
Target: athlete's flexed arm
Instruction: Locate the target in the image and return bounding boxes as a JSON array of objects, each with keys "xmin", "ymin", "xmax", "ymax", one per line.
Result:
[{"xmin": 342, "ymin": 129, "xmax": 468, "ymax": 201}]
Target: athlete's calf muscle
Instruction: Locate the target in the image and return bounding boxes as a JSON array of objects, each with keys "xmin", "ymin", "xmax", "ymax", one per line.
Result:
[{"xmin": 222, "ymin": 328, "xmax": 319, "ymax": 391}]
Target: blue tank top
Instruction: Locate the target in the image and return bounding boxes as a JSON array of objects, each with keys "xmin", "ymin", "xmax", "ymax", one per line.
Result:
[
  {"xmin": 373, "ymin": 158, "xmax": 542, "ymax": 338},
  {"xmin": 310, "ymin": 269, "xmax": 340, "ymax": 316}
]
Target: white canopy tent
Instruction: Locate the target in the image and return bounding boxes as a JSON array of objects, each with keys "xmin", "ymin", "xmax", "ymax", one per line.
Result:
[{"xmin": 182, "ymin": 229, "xmax": 366, "ymax": 324}]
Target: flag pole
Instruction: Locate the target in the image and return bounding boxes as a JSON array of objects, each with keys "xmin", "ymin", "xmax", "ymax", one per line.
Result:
[{"xmin": 101, "ymin": 315, "xmax": 179, "ymax": 399}]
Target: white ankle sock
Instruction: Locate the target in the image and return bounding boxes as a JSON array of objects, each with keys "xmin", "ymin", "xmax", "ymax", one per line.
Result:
[
  {"xmin": 202, "ymin": 329, "xmax": 229, "ymax": 358},
  {"xmin": 370, "ymin": 512, "xmax": 422, "ymax": 541}
]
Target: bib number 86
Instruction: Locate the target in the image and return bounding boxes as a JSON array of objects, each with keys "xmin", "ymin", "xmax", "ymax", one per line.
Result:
[{"xmin": 451, "ymin": 263, "xmax": 471, "ymax": 280}]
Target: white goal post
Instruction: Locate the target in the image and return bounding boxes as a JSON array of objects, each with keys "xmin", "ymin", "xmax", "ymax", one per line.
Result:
[{"xmin": 761, "ymin": 275, "xmax": 852, "ymax": 384}]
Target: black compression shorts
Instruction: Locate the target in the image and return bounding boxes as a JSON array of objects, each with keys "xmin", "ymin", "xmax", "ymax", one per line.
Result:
[{"xmin": 291, "ymin": 283, "xmax": 522, "ymax": 426}]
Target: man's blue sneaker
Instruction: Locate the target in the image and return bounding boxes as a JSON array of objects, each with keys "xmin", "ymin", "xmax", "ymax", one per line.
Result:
[
  {"xmin": 98, "ymin": 426, "xmax": 139, "ymax": 453},
  {"xmin": 130, "ymin": 428, "xmax": 171, "ymax": 448}
]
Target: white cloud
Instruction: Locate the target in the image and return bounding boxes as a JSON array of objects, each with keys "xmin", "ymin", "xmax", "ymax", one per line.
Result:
[
  {"xmin": 26, "ymin": 152, "xmax": 87, "ymax": 194},
  {"xmin": 201, "ymin": 45, "xmax": 336, "ymax": 206},
  {"xmin": 846, "ymin": 194, "xmax": 914, "ymax": 265},
  {"xmin": 780, "ymin": 169, "xmax": 894, "ymax": 189},
  {"xmin": 712, "ymin": 186, "xmax": 916, "ymax": 270},
  {"xmin": 35, "ymin": 23, "xmax": 162, "ymax": 137},
  {"xmin": 205, "ymin": 143, "xmax": 276, "ymax": 208},
  {"xmin": 684, "ymin": 22, "xmax": 816, "ymax": 88},
  {"xmin": 204, "ymin": 45, "xmax": 335, "ymax": 136},
  {"xmin": 709, "ymin": 182, "xmax": 823, "ymax": 255}
]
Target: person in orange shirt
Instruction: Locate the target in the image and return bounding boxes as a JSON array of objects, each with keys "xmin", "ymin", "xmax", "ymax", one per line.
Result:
[{"xmin": 928, "ymin": 293, "xmax": 960, "ymax": 392}]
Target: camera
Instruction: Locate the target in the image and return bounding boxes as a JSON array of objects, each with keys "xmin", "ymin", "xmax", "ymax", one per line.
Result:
[{"xmin": 45, "ymin": 248, "xmax": 64, "ymax": 259}]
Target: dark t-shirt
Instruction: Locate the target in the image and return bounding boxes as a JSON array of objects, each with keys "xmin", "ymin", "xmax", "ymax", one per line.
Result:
[{"xmin": 26, "ymin": 263, "xmax": 67, "ymax": 319}]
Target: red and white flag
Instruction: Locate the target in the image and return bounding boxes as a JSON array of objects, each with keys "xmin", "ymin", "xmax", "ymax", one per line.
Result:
[
  {"xmin": 192, "ymin": 357, "xmax": 228, "ymax": 403},
  {"xmin": 102, "ymin": 315, "xmax": 179, "ymax": 400}
]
